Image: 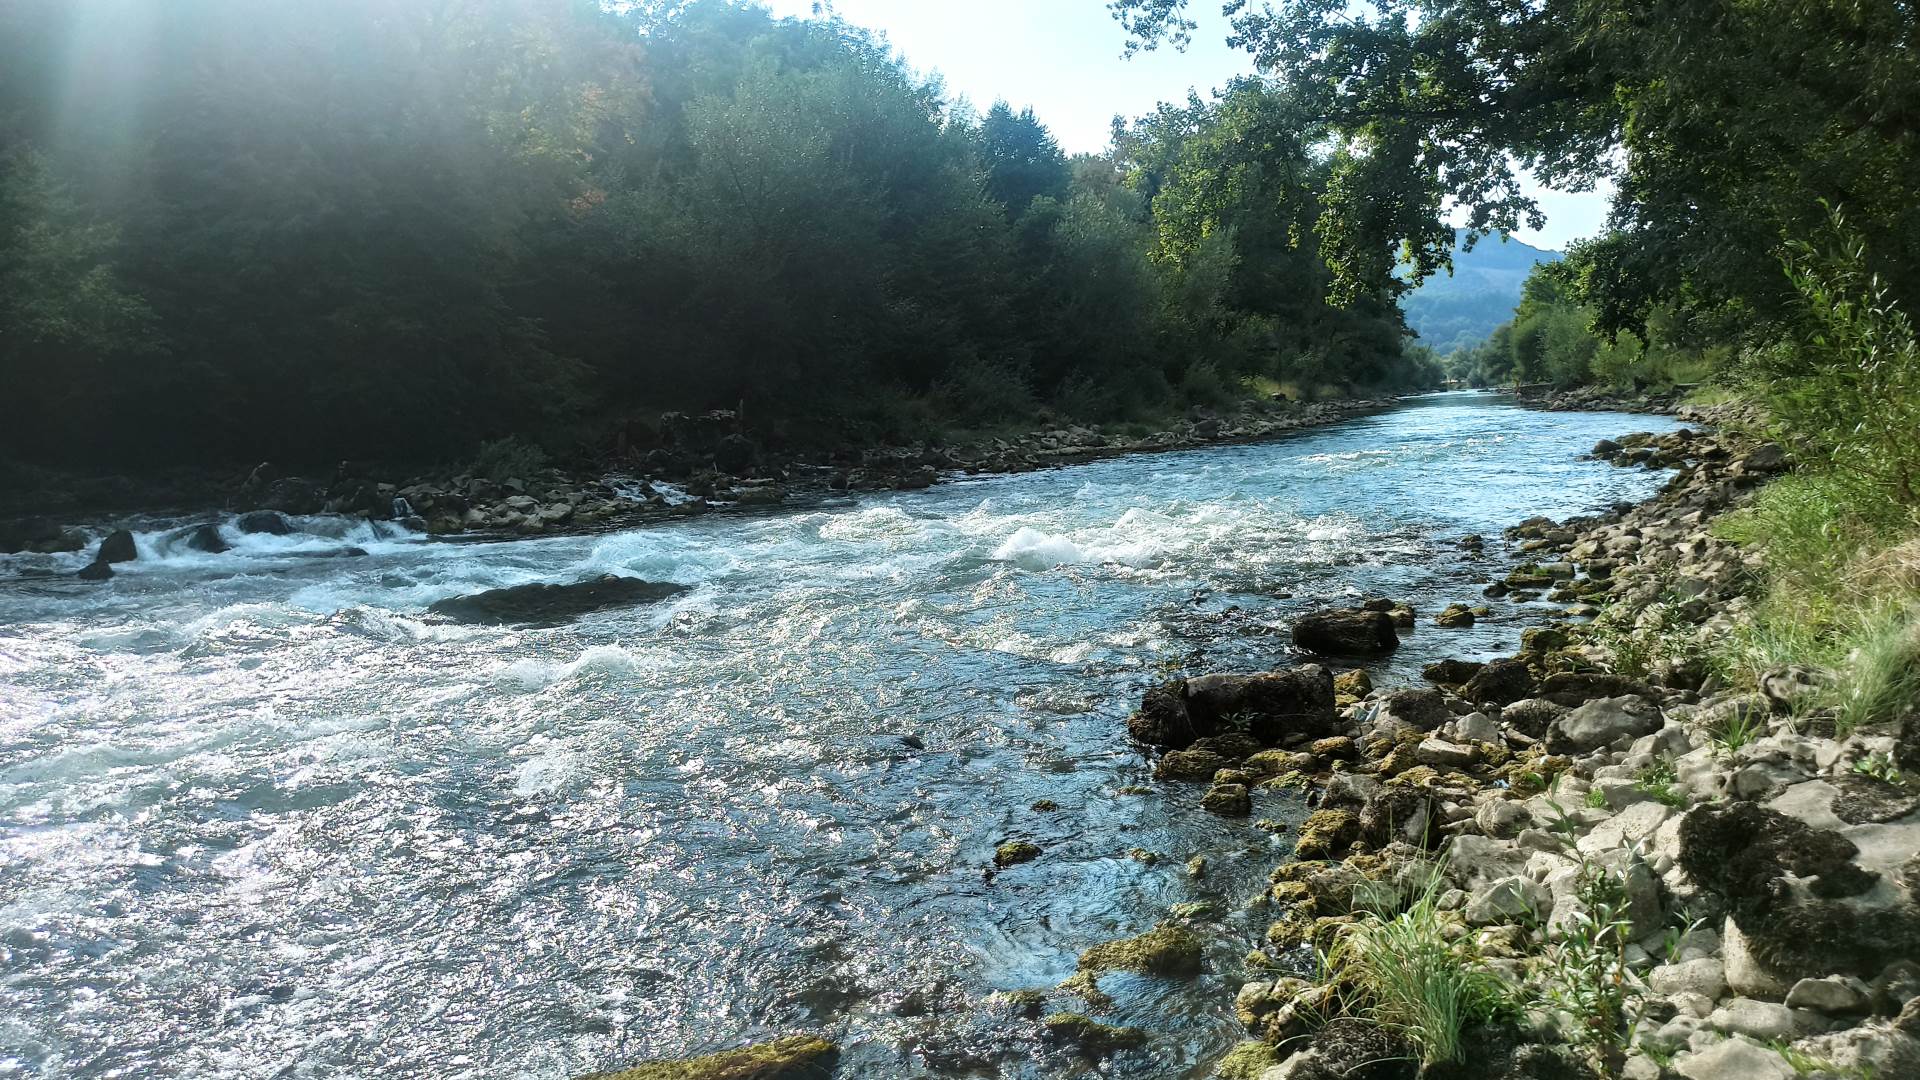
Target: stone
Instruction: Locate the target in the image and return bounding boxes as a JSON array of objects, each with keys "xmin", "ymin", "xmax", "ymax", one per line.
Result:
[
  {"xmin": 427, "ymin": 575, "xmax": 689, "ymax": 626},
  {"xmin": 1291, "ymin": 608, "xmax": 1398, "ymax": 656},
  {"xmin": 1414, "ymin": 738, "xmax": 1477, "ymax": 768},
  {"xmin": 1445, "ymin": 833, "xmax": 1528, "ymax": 887},
  {"xmin": 1184, "ymin": 666, "xmax": 1340, "ymax": 744},
  {"xmin": 76, "ymin": 559, "xmax": 113, "ymax": 580},
  {"xmin": 1434, "ymin": 603, "xmax": 1475, "ymax": 627},
  {"xmin": 1463, "ymin": 658, "xmax": 1537, "ymax": 707},
  {"xmin": 1202, "ymin": 783, "xmax": 1252, "ymax": 816},
  {"xmin": 96, "ymin": 528, "xmax": 137, "ymax": 564},
  {"xmin": 1706, "ymin": 998, "xmax": 1814, "ymax": 1042},
  {"xmin": 1464, "ymin": 875, "xmax": 1548, "ymax": 926},
  {"xmin": 1475, "ymin": 799, "xmax": 1530, "ymax": 839},
  {"xmin": 1333, "ymin": 668, "xmax": 1372, "ymax": 697},
  {"xmin": 175, "ymin": 523, "xmax": 228, "ymax": 553},
  {"xmin": 1155, "ymin": 748, "xmax": 1229, "ymax": 781},
  {"xmin": 1722, "ymin": 918, "xmax": 1790, "ymax": 999},
  {"xmin": 1452, "ymin": 712, "xmax": 1500, "ymax": 745},
  {"xmin": 1649, "ymin": 958, "xmax": 1729, "ymax": 1001},
  {"xmin": 1671, "ymin": 1038, "xmax": 1796, "ymax": 1080},
  {"xmin": 994, "ymin": 841, "xmax": 1042, "ymax": 868},
  {"xmin": 1785, "ymin": 976, "xmax": 1870, "ymax": 1015},
  {"xmin": 1422, "ymin": 658, "xmax": 1483, "ymax": 684},
  {"xmin": 1040, "ymin": 1013, "xmax": 1146, "ymax": 1054},
  {"xmin": 1547, "ymin": 695, "xmax": 1662, "ymax": 753}
]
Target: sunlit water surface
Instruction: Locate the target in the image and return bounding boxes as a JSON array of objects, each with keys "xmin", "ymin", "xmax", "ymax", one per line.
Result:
[{"xmin": 0, "ymin": 393, "xmax": 1681, "ymax": 1078}]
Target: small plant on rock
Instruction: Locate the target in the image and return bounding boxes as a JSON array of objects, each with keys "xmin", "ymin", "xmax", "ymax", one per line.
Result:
[
  {"xmin": 1633, "ymin": 757, "xmax": 1688, "ymax": 808},
  {"xmin": 1322, "ymin": 863, "xmax": 1513, "ymax": 1068},
  {"xmin": 1535, "ymin": 862, "xmax": 1649, "ymax": 1080},
  {"xmin": 1707, "ymin": 707, "xmax": 1765, "ymax": 757}
]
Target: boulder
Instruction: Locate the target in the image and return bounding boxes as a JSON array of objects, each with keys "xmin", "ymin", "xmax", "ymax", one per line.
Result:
[
  {"xmin": 1464, "ymin": 875, "xmax": 1548, "ymax": 926},
  {"xmin": 1202, "ymin": 783, "xmax": 1252, "ymax": 816},
  {"xmin": 76, "ymin": 559, "xmax": 113, "ymax": 581},
  {"xmin": 1184, "ymin": 666, "xmax": 1339, "ymax": 744},
  {"xmin": 1546, "ymin": 695, "xmax": 1662, "ymax": 753},
  {"xmin": 1500, "ymin": 698, "xmax": 1568, "ymax": 737},
  {"xmin": 426, "ymin": 575, "xmax": 689, "ymax": 626},
  {"xmin": 260, "ymin": 476, "xmax": 324, "ymax": 515},
  {"xmin": 97, "ymin": 529, "xmax": 137, "ymax": 564},
  {"xmin": 237, "ymin": 510, "xmax": 293, "ymax": 535},
  {"xmin": 1672, "ymin": 1038, "xmax": 1796, "ymax": 1080},
  {"xmin": 1128, "ymin": 680, "xmax": 1194, "ymax": 747},
  {"xmin": 1422, "ymin": 658, "xmax": 1484, "ymax": 685},
  {"xmin": 1378, "ymin": 688, "xmax": 1451, "ymax": 731},
  {"xmin": 1291, "ymin": 608, "xmax": 1398, "ymax": 656},
  {"xmin": 1464, "ymin": 658, "xmax": 1537, "ymax": 707},
  {"xmin": 1538, "ymin": 672, "xmax": 1658, "ymax": 707},
  {"xmin": 175, "ymin": 523, "xmax": 228, "ymax": 553},
  {"xmin": 1680, "ymin": 802, "xmax": 1920, "ymax": 985},
  {"xmin": 1434, "ymin": 603, "xmax": 1475, "ymax": 628}
]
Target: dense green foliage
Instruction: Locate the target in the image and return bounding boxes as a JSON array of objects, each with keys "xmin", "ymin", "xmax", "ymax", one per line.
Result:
[{"xmin": 0, "ymin": 0, "xmax": 1438, "ymax": 469}]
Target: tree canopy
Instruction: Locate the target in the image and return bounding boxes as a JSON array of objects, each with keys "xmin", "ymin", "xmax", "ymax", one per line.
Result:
[{"xmin": 0, "ymin": 0, "xmax": 1441, "ymax": 470}]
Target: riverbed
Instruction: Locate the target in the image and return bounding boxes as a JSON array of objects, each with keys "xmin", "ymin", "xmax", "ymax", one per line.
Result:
[{"xmin": 0, "ymin": 392, "xmax": 1681, "ymax": 1078}]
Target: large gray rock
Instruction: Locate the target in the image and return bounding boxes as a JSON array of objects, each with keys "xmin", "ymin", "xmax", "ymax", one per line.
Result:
[
  {"xmin": 1673, "ymin": 1038, "xmax": 1796, "ymax": 1080},
  {"xmin": 1547, "ymin": 695, "xmax": 1662, "ymax": 753},
  {"xmin": 1650, "ymin": 958, "xmax": 1729, "ymax": 1001},
  {"xmin": 1464, "ymin": 875, "xmax": 1548, "ymax": 926}
]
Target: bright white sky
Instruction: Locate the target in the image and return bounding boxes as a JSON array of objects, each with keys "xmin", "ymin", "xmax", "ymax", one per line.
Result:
[{"xmin": 760, "ymin": 0, "xmax": 1610, "ymax": 250}]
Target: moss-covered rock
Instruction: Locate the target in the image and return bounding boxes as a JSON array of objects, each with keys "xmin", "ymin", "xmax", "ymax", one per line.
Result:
[
  {"xmin": 985, "ymin": 988, "xmax": 1047, "ymax": 1017},
  {"xmin": 1212, "ymin": 1038, "xmax": 1282, "ymax": 1079},
  {"xmin": 1334, "ymin": 668, "xmax": 1373, "ymax": 696},
  {"xmin": 1435, "ymin": 603, "xmax": 1476, "ymax": 627},
  {"xmin": 1040, "ymin": 1013, "xmax": 1147, "ymax": 1054},
  {"xmin": 1201, "ymin": 782, "xmax": 1252, "ymax": 816},
  {"xmin": 994, "ymin": 840, "xmax": 1042, "ymax": 868},
  {"xmin": 581, "ymin": 1034, "xmax": 838, "ymax": 1080},
  {"xmin": 1076, "ymin": 922, "xmax": 1205, "ymax": 978},
  {"xmin": 1293, "ymin": 809, "xmax": 1358, "ymax": 859}
]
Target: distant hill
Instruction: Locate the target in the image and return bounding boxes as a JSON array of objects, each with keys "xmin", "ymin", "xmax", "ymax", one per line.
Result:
[{"xmin": 1402, "ymin": 231, "xmax": 1564, "ymax": 354}]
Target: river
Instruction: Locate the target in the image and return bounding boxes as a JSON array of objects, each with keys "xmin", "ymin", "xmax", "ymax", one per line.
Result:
[{"xmin": 0, "ymin": 392, "xmax": 1681, "ymax": 1078}]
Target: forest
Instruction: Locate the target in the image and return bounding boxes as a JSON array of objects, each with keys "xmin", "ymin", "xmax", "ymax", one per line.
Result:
[{"xmin": 0, "ymin": 0, "xmax": 1445, "ymax": 470}]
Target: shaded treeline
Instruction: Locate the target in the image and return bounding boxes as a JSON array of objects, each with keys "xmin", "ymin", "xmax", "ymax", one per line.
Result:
[{"xmin": 0, "ymin": 0, "xmax": 1439, "ymax": 469}]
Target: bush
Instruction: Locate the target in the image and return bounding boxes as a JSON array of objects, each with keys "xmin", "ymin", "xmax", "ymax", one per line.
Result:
[
  {"xmin": 1324, "ymin": 865, "xmax": 1511, "ymax": 1067},
  {"xmin": 933, "ymin": 359, "xmax": 1036, "ymax": 428},
  {"xmin": 1765, "ymin": 206, "xmax": 1920, "ymax": 506},
  {"xmin": 470, "ymin": 435, "xmax": 548, "ymax": 480},
  {"xmin": 1177, "ymin": 360, "xmax": 1237, "ymax": 410}
]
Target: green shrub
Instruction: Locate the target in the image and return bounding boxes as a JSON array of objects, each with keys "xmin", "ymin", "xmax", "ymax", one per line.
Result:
[
  {"xmin": 934, "ymin": 359, "xmax": 1036, "ymax": 427},
  {"xmin": 1324, "ymin": 865, "xmax": 1511, "ymax": 1067},
  {"xmin": 471, "ymin": 435, "xmax": 548, "ymax": 479}
]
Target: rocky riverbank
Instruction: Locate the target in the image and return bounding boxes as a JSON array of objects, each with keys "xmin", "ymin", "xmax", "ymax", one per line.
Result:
[
  {"xmin": 1089, "ymin": 406, "xmax": 1920, "ymax": 1079},
  {"xmin": 1, "ymin": 396, "xmax": 1396, "ymax": 568}
]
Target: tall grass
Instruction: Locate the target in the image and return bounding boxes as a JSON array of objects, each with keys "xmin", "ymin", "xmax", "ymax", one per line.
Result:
[
  {"xmin": 1706, "ymin": 211, "xmax": 1920, "ymax": 735},
  {"xmin": 1324, "ymin": 866, "xmax": 1510, "ymax": 1067}
]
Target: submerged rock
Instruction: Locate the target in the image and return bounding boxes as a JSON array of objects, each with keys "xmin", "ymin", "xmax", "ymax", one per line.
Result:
[
  {"xmin": 578, "ymin": 1033, "xmax": 838, "ymax": 1079},
  {"xmin": 994, "ymin": 841, "xmax": 1042, "ymax": 868},
  {"xmin": 76, "ymin": 559, "xmax": 113, "ymax": 580},
  {"xmin": 1040, "ymin": 1013, "xmax": 1146, "ymax": 1054},
  {"xmin": 1292, "ymin": 608, "xmax": 1398, "ymax": 656},
  {"xmin": 427, "ymin": 575, "xmax": 689, "ymax": 626}
]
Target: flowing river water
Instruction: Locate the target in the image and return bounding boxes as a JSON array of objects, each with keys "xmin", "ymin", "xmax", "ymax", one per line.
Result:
[{"xmin": 0, "ymin": 392, "xmax": 1682, "ymax": 1079}]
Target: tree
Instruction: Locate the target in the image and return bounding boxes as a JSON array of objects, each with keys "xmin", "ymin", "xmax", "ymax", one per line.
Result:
[{"xmin": 978, "ymin": 102, "xmax": 1070, "ymax": 217}]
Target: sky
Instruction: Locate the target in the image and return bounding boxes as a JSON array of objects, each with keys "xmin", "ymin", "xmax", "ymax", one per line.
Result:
[{"xmin": 760, "ymin": 0, "xmax": 1610, "ymax": 250}]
